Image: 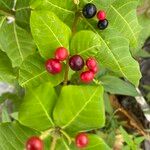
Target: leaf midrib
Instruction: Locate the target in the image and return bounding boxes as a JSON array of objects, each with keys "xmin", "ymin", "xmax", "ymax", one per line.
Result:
[
  {"xmin": 13, "ymin": 23, "xmax": 24, "ymax": 62},
  {"xmin": 46, "ymin": 0, "xmax": 74, "ymax": 14},
  {"xmin": 62, "ymin": 139, "xmax": 70, "ymax": 150},
  {"xmin": 84, "ymin": 19, "xmax": 129, "ymax": 82},
  {"xmin": 0, "ymin": 0, "xmax": 11, "ymax": 9},
  {"xmin": 20, "ymin": 70, "xmax": 47, "ymax": 86},
  {"xmin": 62, "ymin": 87, "xmax": 99, "ymax": 129},
  {"xmin": 110, "ymin": 5, "xmax": 137, "ymax": 44},
  {"xmin": 38, "ymin": 14, "xmax": 63, "ymax": 47},
  {"xmin": 31, "ymin": 89, "xmax": 54, "ymax": 126},
  {"xmin": 78, "ymin": 44, "xmax": 101, "ymax": 55}
]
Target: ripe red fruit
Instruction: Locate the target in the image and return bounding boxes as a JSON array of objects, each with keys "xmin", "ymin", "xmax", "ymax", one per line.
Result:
[
  {"xmin": 75, "ymin": 133, "xmax": 89, "ymax": 148},
  {"xmin": 45, "ymin": 58, "xmax": 62, "ymax": 74},
  {"xmin": 86, "ymin": 58, "xmax": 97, "ymax": 70},
  {"xmin": 97, "ymin": 10, "xmax": 106, "ymax": 20},
  {"xmin": 69, "ymin": 55, "xmax": 84, "ymax": 71},
  {"xmin": 26, "ymin": 136, "xmax": 43, "ymax": 150},
  {"xmin": 90, "ymin": 65, "xmax": 99, "ymax": 74},
  {"xmin": 55, "ymin": 47, "xmax": 69, "ymax": 61},
  {"xmin": 80, "ymin": 71, "xmax": 94, "ymax": 83}
]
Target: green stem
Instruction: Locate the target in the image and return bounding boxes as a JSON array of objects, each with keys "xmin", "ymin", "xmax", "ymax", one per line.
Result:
[
  {"xmin": 60, "ymin": 129, "xmax": 72, "ymax": 145},
  {"xmin": 63, "ymin": 58, "xmax": 69, "ymax": 86},
  {"xmin": 50, "ymin": 136, "xmax": 58, "ymax": 150},
  {"xmin": 40, "ymin": 128, "xmax": 54, "ymax": 140},
  {"xmin": 63, "ymin": 11, "xmax": 81, "ymax": 85},
  {"xmin": 72, "ymin": 11, "xmax": 80, "ymax": 36},
  {"xmin": 0, "ymin": 9, "xmax": 14, "ymax": 17}
]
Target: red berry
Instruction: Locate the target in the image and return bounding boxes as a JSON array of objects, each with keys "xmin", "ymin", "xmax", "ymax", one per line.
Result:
[
  {"xmin": 26, "ymin": 136, "xmax": 43, "ymax": 150},
  {"xmin": 90, "ymin": 65, "xmax": 99, "ymax": 74},
  {"xmin": 45, "ymin": 58, "xmax": 62, "ymax": 74},
  {"xmin": 55, "ymin": 47, "xmax": 69, "ymax": 61},
  {"xmin": 86, "ymin": 58, "xmax": 97, "ymax": 70},
  {"xmin": 69, "ymin": 55, "xmax": 84, "ymax": 71},
  {"xmin": 75, "ymin": 133, "xmax": 89, "ymax": 148},
  {"xmin": 80, "ymin": 71, "xmax": 94, "ymax": 83},
  {"xmin": 97, "ymin": 10, "xmax": 106, "ymax": 20}
]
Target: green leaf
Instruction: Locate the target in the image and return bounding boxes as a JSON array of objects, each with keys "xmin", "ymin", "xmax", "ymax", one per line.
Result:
[
  {"xmin": 106, "ymin": 0, "xmax": 141, "ymax": 48},
  {"xmin": 56, "ymin": 134, "xmax": 111, "ymax": 150},
  {"xmin": 19, "ymin": 53, "xmax": 64, "ymax": 87},
  {"xmin": 30, "ymin": 10, "xmax": 71, "ymax": 59},
  {"xmin": 55, "ymin": 138, "xmax": 71, "ymax": 150},
  {"xmin": 99, "ymin": 75, "xmax": 139, "ymax": 96},
  {"xmin": 104, "ymin": 92, "xmax": 113, "ymax": 114},
  {"xmin": 134, "ymin": 136, "xmax": 145, "ymax": 145},
  {"xmin": 2, "ymin": 105, "xmax": 11, "ymax": 123},
  {"xmin": 0, "ymin": 0, "xmax": 13, "ymax": 11},
  {"xmin": 0, "ymin": 122, "xmax": 39, "ymax": 150},
  {"xmin": 0, "ymin": 50, "xmax": 15, "ymax": 82},
  {"xmin": 81, "ymin": 134, "xmax": 111, "ymax": 150},
  {"xmin": 19, "ymin": 83, "xmax": 57, "ymax": 131},
  {"xmin": 120, "ymin": 126, "xmax": 133, "ymax": 146},
  {"xmin": 138, "ymin": 13, "xmax": 150, "ymax": 45},
  {"xmin": 53, "ymin": 85, "xmax": 105, "ymax": 134},
  {"xmin": 30, "ymin": 0, "xmax": 75, "ymax": 27},
  {"xmin": 70, "ymin": 29, "xmax": 141, "ymax": 86},
  {"xmin": 15, "ymin": 0, "xmax": 31, "ymax": 31},
  {"xmin": 0, "ymin": 20, "xmax": 36, "ymax": 67},
  {"xmin": 70, "ymin": 30, "xmax": 101, "ymax": 57}
]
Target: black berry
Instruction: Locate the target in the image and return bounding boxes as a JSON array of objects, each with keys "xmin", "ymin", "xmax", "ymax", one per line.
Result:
[
  {"xmin": 82, "ymin": 3, "xmax": 97, "ymax": 19},
  {"xmin": 97, "ymin": 19, "xmax": 108, "ymax": 30},
  {"xmin": 69, "ymin": 55, "xmax": 84, "ymax": 71}
]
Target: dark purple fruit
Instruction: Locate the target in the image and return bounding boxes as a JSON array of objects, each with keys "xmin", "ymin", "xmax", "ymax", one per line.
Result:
[
  {"xmin": 97, "ymin": 19, "xmax": 108, "ymax": 30},
  {"xmin": 69, "ymin": 55, "xmax": 84, "ymax": 71},
  {"xmin": 82, "ymin": 3, "xmax": 97, "ymax": 19}
]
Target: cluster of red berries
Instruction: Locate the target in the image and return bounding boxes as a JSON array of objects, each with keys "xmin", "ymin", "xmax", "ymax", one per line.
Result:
[
  {"xmin": 69, "ymin": 55, "xmax": 98, "ymax": 83},
  {"xmin": 45, "ymin": 47, "xmax": 99, "ymax": 83},
  {"xmin": 26, "ymin": 132, "xmax": 88, "ymax": 150},
  {"xmin": 45, "ymin": 47, "xmax": 69, "ymax": 74},
  {"xmin": 82, "ymin": 3, "xmax": 108, "ymax": 30},
  {"xmin": 80, "ymin": 57, "xmax": 98, "ymax": 83}
]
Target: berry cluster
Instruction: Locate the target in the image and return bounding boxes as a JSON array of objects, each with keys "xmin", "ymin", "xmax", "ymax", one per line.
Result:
[
  {"xmin": 69, "ymin": 55, "xmax": 98, "ymax": 83},
  {"xmin": 45, "ymin": 47, "xmax": 99, "ymax": 84},
  {"xmin": 26, "ymin": 132, "xmax": 88, "ymax": 150},
  {"xmin": 80, "ymin": 57, "xmax": 98, "ymax": 83},
  {"xmin": 82, "ymin": 3, "xmax": 108, "ymax": 30},
  {"xmin": 45, "ymin": 47, "xmax": 69, "ymax": 74}
]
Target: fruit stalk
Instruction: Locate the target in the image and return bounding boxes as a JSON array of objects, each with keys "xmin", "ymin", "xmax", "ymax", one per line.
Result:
[
  {"xmin": 50, "ymin": 136, "xmax": 57, "ymax": 150},
  {"xmin": 63, "ymin": 58, "xmax": 70, "ymax": 85}
]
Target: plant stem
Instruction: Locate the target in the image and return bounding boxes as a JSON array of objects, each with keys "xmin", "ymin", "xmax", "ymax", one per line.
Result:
[
  {"xmin": 50, "ymin": 136, "xmax": 57, "ymax": 150},
  {"xmin": 72, "ymin": 11, "xmax": 80, "ymax": 36},
  {"xmin": 63, "ymin": 58, "xmax": 69, "ymax": 86},
  {"xmin": 40, "ymin": 128, "xmax": 54, "ymax": 140},
  {"xmin": 60, "ymin": 129, "xmax": 72, "ymax": 145},
  {"xmin": 63, "ymin": 11, "xmax": 81, "ymax": 85}
]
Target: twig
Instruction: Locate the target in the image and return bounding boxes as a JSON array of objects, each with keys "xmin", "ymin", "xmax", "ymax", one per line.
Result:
[
  {"xmin": 63, "ymin": 59, "xmax": 69, "ymax": 86},
  {"xmin": 109, "ymin": 95, "xmax": 148, "ymax": 136},
  {"xmin": 63, "ymin": 11, "xmax": 81, "ymax": 85}
]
